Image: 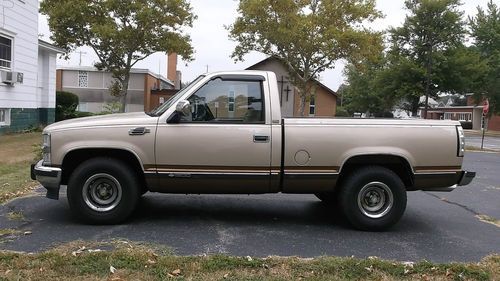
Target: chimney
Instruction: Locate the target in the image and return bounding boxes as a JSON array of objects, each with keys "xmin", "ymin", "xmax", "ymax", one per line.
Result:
[{"xmin": 167, "ymin": 53, "xmax": 178, "ymax": 87}]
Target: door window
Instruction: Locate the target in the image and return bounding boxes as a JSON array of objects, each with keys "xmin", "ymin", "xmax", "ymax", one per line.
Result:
[{"xmin": 182, "ymin": 78, "xmax": 264, "ymax": 123}]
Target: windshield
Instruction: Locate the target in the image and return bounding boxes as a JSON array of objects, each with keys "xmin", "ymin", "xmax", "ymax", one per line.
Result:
[{"xmin": 149, "ymin": 75, "xmax": 205, "ymax": 116}]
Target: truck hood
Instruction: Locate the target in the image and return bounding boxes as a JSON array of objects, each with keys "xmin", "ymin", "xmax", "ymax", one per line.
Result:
[{"xmin": 44, "ymin": 112, "xmax": 159, "ymax": 133}]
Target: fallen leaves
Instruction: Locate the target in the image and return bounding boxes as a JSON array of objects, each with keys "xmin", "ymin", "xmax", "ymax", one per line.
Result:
[
  {"xmin": 167, "ymin": 268, "xmax": 181, "ymax": 277},
  {"xmin": 403, "ymin": 261, "xmax": 414, "ymax": 274},
  {"xmin": 71, "ymin": 246, "xmax": 104, "ymax": 256}
]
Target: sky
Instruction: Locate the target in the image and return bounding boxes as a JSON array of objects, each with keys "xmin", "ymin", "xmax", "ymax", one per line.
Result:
[{"xmin": 38, "ymin": 0, "xmax": 490, "ymax": 91}]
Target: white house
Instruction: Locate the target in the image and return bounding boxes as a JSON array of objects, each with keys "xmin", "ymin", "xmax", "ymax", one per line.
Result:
[{"xmin": 0, "ymin": 0, "xmax": 62, "ymax": 133}]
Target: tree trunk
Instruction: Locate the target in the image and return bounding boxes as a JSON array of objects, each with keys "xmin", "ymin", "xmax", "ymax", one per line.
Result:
[
  {"xmin": 119, "ymin": 73, "xmax": 131, "ymax": 113},
  {"xmin": 298, "ymin": 95, "xmax": 306, "ymax": 117},
  {"xmin": 423, "ymin": 46, "xmax": 433, "ymax": 119}
]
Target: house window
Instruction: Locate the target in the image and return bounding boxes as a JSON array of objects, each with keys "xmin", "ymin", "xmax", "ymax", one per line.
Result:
[
  {"xmin": 309, "ymin": 95, "xmax": 316, "ymax": 116},
  {"xmin": 0, "ymin": 36, "xmax": 12, "ymax": 70},
  {"xmin": 78, "ymin": 71, "xmax": 88, "ymax": 87},
  {"xmin": 458, "ymin": 112, "xmax": 472, "ymax": 121},
  {"xmin": 444, "ymin": 112, "xmax": 472, "ymax": 121},
  {"xmin": 0, "ymin": 108, "xmax": 10, "ymax": 125},
  {"xmin": 228, "ymin": 90, "xmax": 235, "ymax": 113}
]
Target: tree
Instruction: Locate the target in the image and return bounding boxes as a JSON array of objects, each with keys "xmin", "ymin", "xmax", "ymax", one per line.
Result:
[
  {"xmin": 469, "ymin": 0, "xmax": 500, "ymax": 115},
  {"xmin": 389, "ymin": 0, "xmax": 465, "ymax": 118},
  {"xmin": 342, "ymin": 61, "xmax": 397, "ymax": 116},
  {"xmin": 41, "ymin": 0, "xmax": 196, "ymax": 113},
  {"xmin": 228, "ymin": 0, "xmax": 383, "ymax": 116},
  {"xmin": 342, "ymin": 52, "xmax": 425, "ymax": 117}
]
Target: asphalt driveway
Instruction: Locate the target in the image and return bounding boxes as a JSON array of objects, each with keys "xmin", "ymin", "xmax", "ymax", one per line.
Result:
[{"xmin": 0, "ymin": 152, "xmax": 498, "ymax": 263}]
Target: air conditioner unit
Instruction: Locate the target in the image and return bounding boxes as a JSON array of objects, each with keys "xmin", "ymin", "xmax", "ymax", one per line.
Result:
[{"xmin": 0, "ymin": 71, "xmax": 20, "ymax": 85}]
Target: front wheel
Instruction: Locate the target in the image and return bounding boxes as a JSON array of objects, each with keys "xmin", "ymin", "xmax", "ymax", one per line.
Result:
[
  {"xmin": 67, "ymin": 158, "xmax": 140, "ymax": 224},
  {"xmin": 338, "ymin": 166, "xmax": 407, "ymax": 231}
]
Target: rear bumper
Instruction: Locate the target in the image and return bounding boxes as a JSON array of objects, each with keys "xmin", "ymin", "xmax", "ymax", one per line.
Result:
[
  {"xmin": 30, "ymin": 160, "xmax": 61, "ymax": 200},
  {"xmin": 416, "ymin": 170, "xmax": 475, "ymax": 192},
  {"xmin": 458, "ymin": 171, "xmax": 476, "ymax": 186}
]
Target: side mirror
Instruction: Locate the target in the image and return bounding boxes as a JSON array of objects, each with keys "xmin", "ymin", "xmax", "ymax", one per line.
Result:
[
  {"xmin": 176, "ymin": 100, "xmax": 191, "ymax": 116},
  {"xmin": 167, "ymin": 100, "xmax": 191, "ymax": 124}
]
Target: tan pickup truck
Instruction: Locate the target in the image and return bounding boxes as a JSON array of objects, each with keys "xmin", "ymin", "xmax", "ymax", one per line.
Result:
[{"xmin": 31, "ymin": 70, "xmax": 475, "ymax": 230}]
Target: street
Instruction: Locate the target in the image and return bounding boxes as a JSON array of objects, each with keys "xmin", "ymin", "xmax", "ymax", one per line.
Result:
[
  {"xmin": 466, "ymin": 135, "xmax": 500, "ymax": 151},
  {"xmin": 0, "ymin": 150, "xmax": 498, "ymax": 263}
]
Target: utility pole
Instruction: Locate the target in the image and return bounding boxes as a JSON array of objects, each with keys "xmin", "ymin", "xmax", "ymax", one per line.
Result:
[
  {"xmin": 76, "ymin": 50, "xmax": 87, "ymax": 66},
  {"xmin": 206, "ymin": 65, "xmax": 209, "ymax": 73}
]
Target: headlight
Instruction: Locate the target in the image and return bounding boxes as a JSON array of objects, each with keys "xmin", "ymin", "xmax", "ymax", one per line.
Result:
[
  {"xmin": 42, "ymin": 134, "xmax": 51, "ymax": 165},
  {"xmin": 456, "ymin": 126, "xmax": 465, "ymax": 157}
]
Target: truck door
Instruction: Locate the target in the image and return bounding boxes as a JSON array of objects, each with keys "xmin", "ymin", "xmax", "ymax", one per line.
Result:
[{"xmin": 153, "ymin": 75, "xmax": 272, "ymax": 193}]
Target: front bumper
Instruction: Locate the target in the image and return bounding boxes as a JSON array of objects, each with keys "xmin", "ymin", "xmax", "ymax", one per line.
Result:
[{"xmin": 30, "ymin": 160, "xmax": 62, "ymax": 200}]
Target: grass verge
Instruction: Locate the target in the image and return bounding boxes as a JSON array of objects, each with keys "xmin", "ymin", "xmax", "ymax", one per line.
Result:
[
  {"xmin": 0, "ymin": 241, "xmax": 498, "ymax": 281},
  {"xmin": 0, "ymin": 132, "xmax": 41, "ymax": 203}
]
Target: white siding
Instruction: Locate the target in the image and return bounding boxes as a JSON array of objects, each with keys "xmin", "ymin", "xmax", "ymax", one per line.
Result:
[
  {"xmin": 0, "ymin": 0, "xmax": 40, "ymax": 109},
  {"xmin": 36, "ymin": 49, "xmax": 57, "ymax": 108}
]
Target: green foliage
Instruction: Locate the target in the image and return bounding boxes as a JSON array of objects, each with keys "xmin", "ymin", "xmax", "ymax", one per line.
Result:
[
  {"xmin": 389, "ymin": 0, "xmax": 465, "ymax": 116},
  {"xmin": 73, "ymin": 111, "xmax": 95, "ymax": 118},
  {"xmin": 101, "ymin": 101, "xmax": 122, "ymax": 114},
  {"xmin": 469, "ymin": 0, "xmax": 500, "ymax": 115},
  {"xmin": 343, "ymin": 0, "xmax": 487, "ymax": 118},
  {"xmin": 335, "ymin": 106, "xmax": 351, "ymax": 117},
  {"xmin": 342, "ymin": 54, "xmax": 421, "ymax": 116},
  {"xmin": 55, "ymin": 91, "xmax": 79, "ymax": 121},
  {"xmin": 228, "ymin": 0, "xmax": 383, "ymax": 116},
  {"xmin": 41, "ymin": 0, "xmax": 196, "ymax": 113}
]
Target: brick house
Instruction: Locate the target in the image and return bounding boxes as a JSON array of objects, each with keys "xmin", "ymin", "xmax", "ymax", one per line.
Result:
[
  {"xmin": 425, "ymin": 95, "xmax": 500, "ymax": 131},
  {"xmin": 246, "ymin": 57, "xmax": 337, "ymax": 117}
]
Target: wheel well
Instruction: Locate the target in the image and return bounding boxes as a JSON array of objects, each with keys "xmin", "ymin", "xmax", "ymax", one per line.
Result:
[
  {"xmin": 61, "ymin": 149, "xmax": 146, "ymax": 189},
  {"xmin": 339, "ymin": 155, "xmax": 414, "ymax": 188}
]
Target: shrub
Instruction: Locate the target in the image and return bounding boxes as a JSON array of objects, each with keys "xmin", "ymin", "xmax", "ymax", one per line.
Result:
[
  {"xmin": 56, "ymin": 91, "xmax": 79, "ymax": 121},
  {"xmin": 335, "ymin": 106, "xmax": 351, "ymax": 117}
]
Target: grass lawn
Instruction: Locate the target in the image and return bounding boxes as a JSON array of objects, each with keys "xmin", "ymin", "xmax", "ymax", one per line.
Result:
[
  {"xmin": 0, "ymin": 241, "xmax": 497, "ymax": 281},
  {"xmin": 0, "ymin": 132, "xmax": 42, "ymax": 203}
]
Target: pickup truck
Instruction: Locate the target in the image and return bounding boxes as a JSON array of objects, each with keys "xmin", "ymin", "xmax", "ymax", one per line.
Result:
[{"xmin": 31, "ymin": 70, "xmax": 475, "ymax": 230}]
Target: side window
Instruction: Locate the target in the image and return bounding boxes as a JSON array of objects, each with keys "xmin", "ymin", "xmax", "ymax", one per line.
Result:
[
  {"xmin": 0, "ymin": 35, "xmax": 12, "ymax": 70},
  {"xmin": 182, "ymin": 79, "xmax": 265, "ymax": 123},
  {"xmin": 309, "ymin": 95, "xmax": 316, "ymax": 116}
]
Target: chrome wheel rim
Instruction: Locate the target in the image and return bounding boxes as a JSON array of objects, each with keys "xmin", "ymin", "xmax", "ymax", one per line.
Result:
[
  {"xmin": 82, "ymin": 173, "xmax": 122, "ymax": 212},
  {"xmin": 357, "ymin": 182, "xmax": 393, "ymax": 219}
]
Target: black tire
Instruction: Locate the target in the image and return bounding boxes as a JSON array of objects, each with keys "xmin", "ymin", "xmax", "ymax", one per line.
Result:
[
  {"xmin": 338, "ymin": 166, "xmax": 407, "ymax": 231},
  {"xmin": 67, "ymin": 157, "xmax": 140, "ymax": 224}
]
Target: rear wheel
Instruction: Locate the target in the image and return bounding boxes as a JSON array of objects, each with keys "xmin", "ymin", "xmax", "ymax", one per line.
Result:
[
  {"xmin": 338, "ymin": 166, "xmax": 406, "ymax": 231},
  {"xmin": 67, "ymin": 158, "xmax": 140, "ymax": 224}
]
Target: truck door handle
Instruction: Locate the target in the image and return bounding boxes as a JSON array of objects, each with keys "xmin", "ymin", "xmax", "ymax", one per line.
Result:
[
  {"xmin": 253, "ymin": 135, "xmax": 269, "ymax": 143},
  {"xmin": 129, "ymin": 127, "xmax": 150, "ymax": 136}
]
